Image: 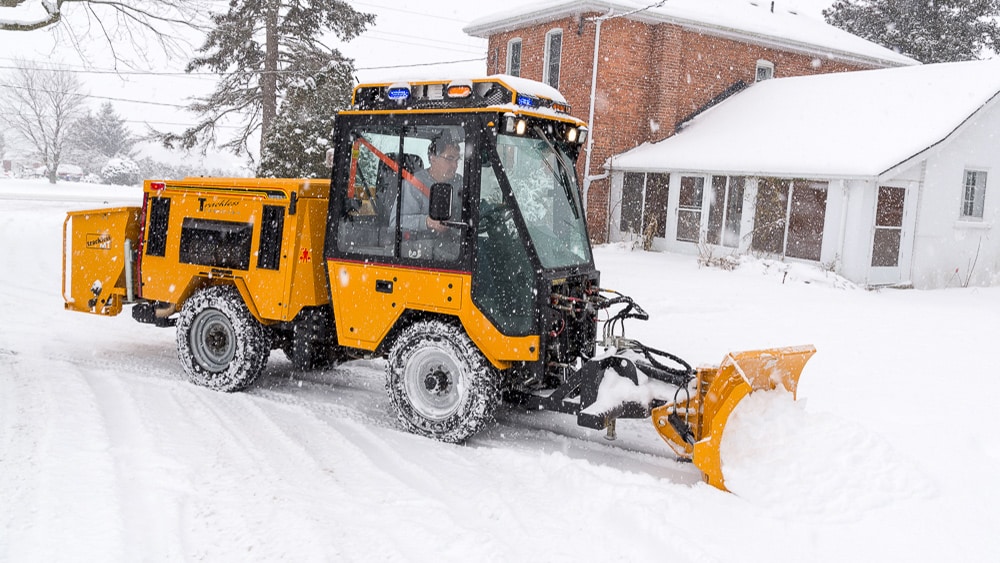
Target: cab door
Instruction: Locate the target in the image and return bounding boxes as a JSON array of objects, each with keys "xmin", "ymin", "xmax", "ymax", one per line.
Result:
[{"xmin": 325, "ymin": 115, "xmax": 476, "ymax": 351}]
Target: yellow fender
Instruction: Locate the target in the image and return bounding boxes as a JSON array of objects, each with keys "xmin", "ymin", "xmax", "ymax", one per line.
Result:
[{"xmin": 652, "ymin": 345, "xmax": 816, "ymax": 491}]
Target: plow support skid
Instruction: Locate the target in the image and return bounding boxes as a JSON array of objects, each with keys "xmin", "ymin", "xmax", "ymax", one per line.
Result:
[
  {"xmin": 651, "ymin": 345, "xmax": 816, "ymax": 490},
  {"xmin": 63, "ymin": 207, "xmax": 142, "ymax": 316}
]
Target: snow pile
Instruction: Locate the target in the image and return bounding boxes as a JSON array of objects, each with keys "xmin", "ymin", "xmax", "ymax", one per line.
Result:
[
  {"xmin": 720, "ymin": 390, "xmax": 934, "ymax": 521},
  {"xmin": 728, "ymin": 255, "xmax": 860, "ymax": 289}
]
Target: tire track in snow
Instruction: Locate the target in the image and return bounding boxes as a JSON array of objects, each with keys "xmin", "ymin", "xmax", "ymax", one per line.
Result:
[
  {"xmin": 257, "ymin": 364, "xmax": 710, "ymax": 560},
  {"xmin": 166, "ymin": 381, "xmax": 452, "ymax": 560},
  {"xmin": 1, "ymin": 358, "xmax": 128, "ymax": 562},
  {"xmin": 78, "ymin": 368, "xmax": 194, "ymax": 561},
  {"xmin": 183, "ymin": 378, "xmax": 542, "ymax": 561}
]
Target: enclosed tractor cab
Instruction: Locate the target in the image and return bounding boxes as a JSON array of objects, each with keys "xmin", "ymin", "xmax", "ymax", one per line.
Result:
[{"xmin": 62, "ymin": 76, "xmax": 815, "ymax": 490}]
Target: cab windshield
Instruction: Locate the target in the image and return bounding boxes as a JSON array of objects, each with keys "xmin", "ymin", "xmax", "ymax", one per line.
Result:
[{"xmin": 496, "ymin": 129, "xmax": 592, "ymax": 269}]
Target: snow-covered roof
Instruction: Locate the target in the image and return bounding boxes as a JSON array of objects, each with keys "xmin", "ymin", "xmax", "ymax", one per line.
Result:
[
  {"xmin": 464, "ymin": 0, "xmax": 917, "ymax": 68},
  {"xmin": 609, "ymin": 59, "xmax": 1000, "ymax": 179}
]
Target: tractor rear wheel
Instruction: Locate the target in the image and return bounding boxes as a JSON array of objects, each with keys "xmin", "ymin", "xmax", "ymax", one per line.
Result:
[
  {"xmin": 281, "ymin": 308, "xmax": 347, "ymax": 371},
  {"xmin": 176, "ymin": 285, "xmax": 270, "ymax": 392},
  {"xmin": 386, "ymin": 320, "xmax": 499, "ymax": 443}
]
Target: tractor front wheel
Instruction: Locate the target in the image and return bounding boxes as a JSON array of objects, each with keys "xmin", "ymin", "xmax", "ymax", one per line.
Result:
[{"xmin": 386, "ymin": 320, "xmax": 499, "ymax": 443}]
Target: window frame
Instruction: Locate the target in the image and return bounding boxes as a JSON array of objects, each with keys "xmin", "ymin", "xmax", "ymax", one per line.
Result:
[
  {"xmin": 961, "ymin": 168, "xmax": 988, "ymax": 220},
  {"xmin": 706, "ymin": 175, "xmax": 746, "ymax": 248},
  {"xmin": 676, "ymin": 175, "xmax": 706, "ymax": 243},
  {"xmin": 506, "ymin": 38, "xmax": 522, "ymax": 77},
  {"xmin": 620, "ymin": 172, "xmax": 669, "ymax": 239},
  {"xmin": 543, "ymin": 28, "xmax": 563, "ymax": 89},
  {"xmin": 755, "ymin": 59, "xmax": 774, "ymax": 82},
  {"xmin": 749, "ymin": 177, "xmax": 828, "ymax": 261}
]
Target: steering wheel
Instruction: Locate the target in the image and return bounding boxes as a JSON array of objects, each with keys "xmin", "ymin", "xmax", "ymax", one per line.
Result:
[{"xmin": 478, "ymin": 201, "xmax": 514, "ymax": 234}]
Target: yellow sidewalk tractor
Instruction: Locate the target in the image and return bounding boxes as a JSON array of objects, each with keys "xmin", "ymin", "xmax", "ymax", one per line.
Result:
[{"xmin": 62, "ymin": 76, "xmax": 814, "ymax": 490}]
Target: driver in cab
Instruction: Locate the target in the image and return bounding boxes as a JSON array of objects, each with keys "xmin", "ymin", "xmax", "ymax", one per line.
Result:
[
  {"xmin": 399, "ymin": 137, "xmax": 463, "ymax": 234},
  {"xmin": 397, "ymin": 137, "xmax": 464, "ymax": 260}
]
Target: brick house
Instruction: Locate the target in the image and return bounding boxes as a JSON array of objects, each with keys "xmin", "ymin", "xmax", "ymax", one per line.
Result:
[{"xmin": 464, "ymin": 0, "xmax": 915, "ymax": 242}]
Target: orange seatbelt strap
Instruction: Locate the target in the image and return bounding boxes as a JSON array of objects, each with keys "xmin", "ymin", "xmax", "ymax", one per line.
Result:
[{"xmin": 354, "ymin": 136, "xmax": 431, "ymax": 197}]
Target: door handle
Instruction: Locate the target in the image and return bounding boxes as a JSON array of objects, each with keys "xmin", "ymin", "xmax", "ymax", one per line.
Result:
[{"xmin": 375, "ymin": 279, "xmax": 393, "ymax": 294}]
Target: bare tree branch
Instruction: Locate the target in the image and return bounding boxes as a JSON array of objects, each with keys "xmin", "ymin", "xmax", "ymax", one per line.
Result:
[
  {"xmin": 0, "ymin": 1, "xmax": 211, "ymax": 68},
  {"xmin": 0, "ymin": 59, "xmax": 87, "ymax": 182}
]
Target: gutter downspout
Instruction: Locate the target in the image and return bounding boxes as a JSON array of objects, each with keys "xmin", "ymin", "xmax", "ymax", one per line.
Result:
[{"xmin": 582, "ymin": 9, "xmax": 613, "ymax": 215}]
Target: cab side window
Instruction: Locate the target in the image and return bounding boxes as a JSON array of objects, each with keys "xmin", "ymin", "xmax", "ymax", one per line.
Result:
[
  {"xmin": 333, "ymin": 120, "xmax": 470, "ymax": 267},
  {"xmin": 336, "ymin": 127, "xmax": 400, "ymax": 257}
]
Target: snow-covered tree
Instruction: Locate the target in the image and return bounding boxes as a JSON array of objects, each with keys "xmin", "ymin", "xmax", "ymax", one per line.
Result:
[
  {"xmin": 824, "ymin": 0, "xmax": 1000, "ymax": 63},
  {"xmin": 258, "ymin": 61, "xmax": 354, "ymax": 178},
  {"xmin": 159, "ymin": 0, "xmax": 374, "ymax": 161},
  {"xmin": 0, "ymin": 60, "xmax": 87, "ymax": 183},
  {"xmin": 100, "ymin": 156, "xmax": 140, "ymax": 185},
  {"xmin": 68, "ymin": 101, "xmax": 136, "ymax": 175}
]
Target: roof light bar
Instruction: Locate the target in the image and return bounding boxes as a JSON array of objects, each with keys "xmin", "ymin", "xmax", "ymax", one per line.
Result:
[
  {"xmin": 447, "ymin": 85, "xmax": 472, "ymax": 98},
  {"xmin": 516, "ymin": 94, "xmax": 539, "ymax": 108},
  {"xmin": 387, "ymin": 84, "xmax": 411, "ymax": 102},
  {"xmin": 447, "ymin": 80, "xmax": 473, "ymax": 99}
]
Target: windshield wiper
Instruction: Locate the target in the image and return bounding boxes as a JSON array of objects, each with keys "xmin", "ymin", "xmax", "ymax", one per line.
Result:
[{"xmin": 532, "ymin": 126, "xmax": 581, "ymax": 220}]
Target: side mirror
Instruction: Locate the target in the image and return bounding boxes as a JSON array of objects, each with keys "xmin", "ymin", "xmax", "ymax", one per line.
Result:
[{"xmin": 428, "ymin": 182, "xmax": 452, "ymax": 221}]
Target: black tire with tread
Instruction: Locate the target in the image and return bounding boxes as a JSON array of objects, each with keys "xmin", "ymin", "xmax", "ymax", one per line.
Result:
[
  {"xmin": 281, "ymin": 308, "xmax": 346, "ymax": 371},
  {"xmin": 386, "ymin": 320, "xmax": 499, "ymax": 443},
  {"xmin": 176, "ymin": 285, "xmax": 269, "ymax": 392}
]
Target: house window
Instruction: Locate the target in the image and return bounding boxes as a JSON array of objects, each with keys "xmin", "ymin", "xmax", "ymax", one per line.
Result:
[
  {"xmin": 544, "ymin": 29, "xmax": 563, "ymax": 89},
  {"xmin": 621, "ymin": 172, "xmax": 669, "ymax": 237},
  {"xmin": 755, "ymin": 59, "xmax": 774, "ymax": 82},
  {"xmin": 961, "ymin": 169, "xmax": 987, "ymax": 218},
  {"xmin": 677, "ymin": 176, "xmax": 705, "ymax": 243},
  {"xmin": 707, "ymin": 176, "xmax": 746, "ymax": 248},
  {"xmin": 751, "ymin": 178, "xmax": 828, "ymax": 261},
  {"xmin": 507, "ymin": 38, "xmax": 522, "ymax": 77}
]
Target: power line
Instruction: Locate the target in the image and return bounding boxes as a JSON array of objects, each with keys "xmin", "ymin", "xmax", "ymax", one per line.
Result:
[
  {"xmin": 357, "ymin": 57, "xmax": 485, "ymax": 71},
  {"xmin": 0, "ymin": 110, "xmax": 244, "ymax": 130},
  {"xmin": 0, "ymin": 55, "xmax": 486, "ymax": 78},
  {"xmin": 352, "ymin": 1, "xmax": 471, "ymax": 24},
  {"xmin": 197, "ymin": 0, "xmax": 475, "ymax": 25},
  {"xmin": 0, "ymin": 83, "xmax": 189, "ymax": 108},
  {"xmin": 354, "ymin": 32, "xmax": 484, "ymax": 55}
]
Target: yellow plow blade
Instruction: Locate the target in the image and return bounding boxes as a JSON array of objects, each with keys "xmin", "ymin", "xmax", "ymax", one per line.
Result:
[{"xmin": 651, "ymin": 345, "xmax": 816, "ymax": 491}]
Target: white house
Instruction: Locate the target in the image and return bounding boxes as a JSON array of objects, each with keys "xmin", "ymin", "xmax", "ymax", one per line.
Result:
[{"xmin": 607, "ymin": 59, "xmax": 1000, "ymax": 288}]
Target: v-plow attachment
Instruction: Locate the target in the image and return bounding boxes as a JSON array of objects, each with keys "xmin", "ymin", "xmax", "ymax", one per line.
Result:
[{"xmin": 651, "ymin": 346, "xmax": 816, "ymax": 490}]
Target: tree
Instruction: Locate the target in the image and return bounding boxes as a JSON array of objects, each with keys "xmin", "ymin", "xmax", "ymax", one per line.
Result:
[
  {"xmin": 258, "ymin": 60, "xmax": 354, "ymax": 178},
  {"xmin": 100, "ymin": 156, "xmax": 140, "ymax": 185},
  {"xmin": 0, "ymin": 1, "xmax": 206, "ymax": 66},
  {"xmin": 0, "ymin": 60, "xmax": 87, "ymax": 183},
  {"xmin": 824, "ymin": 0, "xmax": 1000, "ymax": 63},
  {"xmin": 160, "ymin": 0, "xmax": 374, "ymax": 161},
  {"xmin": 68, "ymin": 101, "xmax": 136, "ymax": 174}
]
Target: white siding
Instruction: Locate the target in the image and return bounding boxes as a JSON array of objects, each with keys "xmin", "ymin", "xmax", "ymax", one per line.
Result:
[{"xmin": 907, "ymin": 105, "xmax": 1000, "ymax": 288}]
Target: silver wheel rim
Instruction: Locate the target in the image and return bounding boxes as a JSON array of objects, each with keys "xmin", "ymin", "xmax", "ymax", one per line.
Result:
[
  {"xmin": 402, "ymin": 346, "xmax": 464, "ymax": 421},
  {"xmin": 190, "ymin": 309, "xmax": 236, "ymax": 372}
]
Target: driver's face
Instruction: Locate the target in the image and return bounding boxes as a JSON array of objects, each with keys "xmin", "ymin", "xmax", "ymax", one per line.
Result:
[{"xmin": 429, "ymin": 145, "xmax": 461, "ymax": 181}]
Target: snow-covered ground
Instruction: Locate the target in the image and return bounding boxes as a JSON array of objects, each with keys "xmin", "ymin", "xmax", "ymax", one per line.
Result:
[{"xmin": 1, "ymin": 178, "xmax": 997, "ymax": 562}]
